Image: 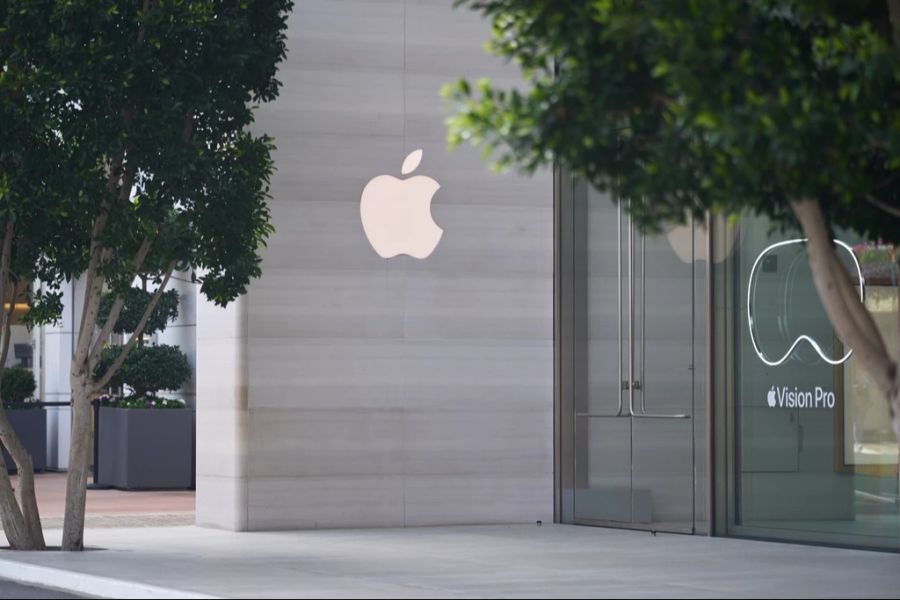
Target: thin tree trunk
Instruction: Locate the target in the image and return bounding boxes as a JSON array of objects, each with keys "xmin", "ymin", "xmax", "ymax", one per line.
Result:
[
  {"xmin": 62, "ymin": 257, "xmax": 172, "ymax": 551},
  {"xmin": 888, "ymin": 0, "xmax": 900, "ymax": 52},
  {"xmin": 791, "ymin": 198, "xmax": 900, "ymax": 440},
  {"xmin": 0, "ymin": 347, "xmax": 29, "ymax": 550},
  {"xmin": 0, "ymin": 466, "xmax": 28, "ymax": 549},
  {"xmin": 62, "ymin": 251, "xmax": 106, "ymax": 551},
  {"xmin": 62, "ymin": 204, "xmax": 112, "ymax": 551},
  {"xmin": 0, "ymin": 404, "xmax": 44, "ymax": 549},
  {"xmin": 61, "ymin": 375, "xmax": 93, "ymax": 551},
  {"xmin": 0, "ymin": 222, "xmax": 44, "ymax": 549},
  {"xmin": 0, "ymin": 305, "xmax": 44, "ymax": 549}
]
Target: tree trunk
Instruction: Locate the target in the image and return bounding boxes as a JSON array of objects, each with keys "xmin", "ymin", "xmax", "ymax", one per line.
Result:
[
  {"xmin": 61, "ymin": 376, "xmax": 93, "ymax": 551},
  {"xmin": 0, "ymin": 405, "xmax": 45, "ymax": 550},
  {"xmin": 791, "ymin": 198, "xmax": 900, "ymax": 440},
  {"xmin": 892, "ymin": 384, "xmax": 900, "ymax": 444},
  {"xmin": 0, "ymin": 465, "xmax": 29, "ymax": 550},
  {"xmin": 61, "ymin": 236, "xmax": 169, "ymax": 550},
  {"xmin": 0, "ymin": 300, "xmax": 44, "ymax": 549},
  {"xmin": 0, "ymin": 221, "xmax": 45, "ymax": 549}
]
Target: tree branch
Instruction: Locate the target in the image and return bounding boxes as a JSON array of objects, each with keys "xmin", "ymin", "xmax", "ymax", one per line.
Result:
[
  {"xmin": 73, "ymin": 153, "xmax": 124, "ymax": 370},
  {"xmin": 791, "ymin": 198, "xmax": 897, "ymax": 394},
  {"xmin": 865, "ymin": 194, "xmax": 900, "ymax": 219},
  {"xmin": 0, "ymin": 293, "xmax": 14, "ymax": 371},
  {"xmin": 137, "ymin": 0, "xmax": 157, "ymax": 45},
  {"xmin": 828, "ymin": 244, "xmax": 889, "ymax": 358},
  {"xmin": 889, "ymin": 0, "xmax": 900, "ymax": 53},
  {"xmin": 87, "ymin": 238, "xmax": 153, "ymax": 368},
  {"xmin": 0, "ymin": 222, "xmax": 14, "ymax": 364},
  {"xmin": 182, "ymin": 112, "xmax": 194, "ymax": 142},
  {"xmin": 92, "ymin": 263, "xmax": 175, "ymax": 392}
]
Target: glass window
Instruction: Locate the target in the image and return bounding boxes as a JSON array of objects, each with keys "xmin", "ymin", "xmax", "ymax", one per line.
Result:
[{"xmin": 727, "ymin": 215, "xmax": 899, "ymax": 550}]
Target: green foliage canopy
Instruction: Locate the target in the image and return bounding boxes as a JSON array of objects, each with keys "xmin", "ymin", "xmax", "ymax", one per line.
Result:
[
  {"xmin": 94, "ymin": 344, "xmax": 191, "ymax": 398},
  {"xmin": 446, "ymin": 0, "xmax": 900, "ymax": 239},
  {"xmin": 1, "ymin": 0, "xmax": 294, "ymax": 310},
  {"xmin": 0, "ymin": 368, "xmax": 36, "ymax": 405},
  {"xmin": 97, "ymin": 288, "xmax": 179, "ymax": 336}
]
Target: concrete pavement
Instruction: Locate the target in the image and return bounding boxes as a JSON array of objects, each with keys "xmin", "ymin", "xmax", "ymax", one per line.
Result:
[{"xmin": 0, "ymin": 524, "xmax": 897, "ymax": 598}]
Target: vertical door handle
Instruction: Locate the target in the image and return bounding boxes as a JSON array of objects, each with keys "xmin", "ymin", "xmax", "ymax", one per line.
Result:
[{"xmin": 628, "ymin": 209, "xmax": 690, "ymax": 421}]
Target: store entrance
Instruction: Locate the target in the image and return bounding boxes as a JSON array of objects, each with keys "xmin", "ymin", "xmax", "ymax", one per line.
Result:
[{"xmin": 558, "ymin": 178, "xmax": 708, "ymax": 534}]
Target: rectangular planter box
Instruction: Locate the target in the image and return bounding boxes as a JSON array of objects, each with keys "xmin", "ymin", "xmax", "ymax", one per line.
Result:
[
  {"xmin": 3, "ymin": 409, "xmax": 47, "ymax": 474},
  {"xmin": 97, "ymin": 406, "xmax": 195, "ymax": 490}
]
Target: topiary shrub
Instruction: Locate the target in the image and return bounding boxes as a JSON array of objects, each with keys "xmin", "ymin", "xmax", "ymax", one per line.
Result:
[
  {"xmin": 1, "ymin": 367, "xmax": 37, "ymax": 405},
  {"xmin": 95, "ymin": 284, "xmax": 191, "ymax": 409},
  {"xmin": 94, "ymin": 344, "xmax": 191, "ymax": 401},
  {"xmin": 97, "ymin": 288, "xmax": 180, "ymax": 336}
]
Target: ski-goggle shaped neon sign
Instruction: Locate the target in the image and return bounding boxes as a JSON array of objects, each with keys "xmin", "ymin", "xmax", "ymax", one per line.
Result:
[{"xmin": 747, "ymin": 239, "xmax": 863, "ymax": 366}]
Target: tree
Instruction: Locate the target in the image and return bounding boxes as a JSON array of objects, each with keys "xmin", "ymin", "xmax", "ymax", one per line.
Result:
[
  {"xmin": 0, "ymin": 11, "xmax": 88, "ymax": 548},
  {"xmin": 445, "ymin": 1, "xmax": 900, "ymax": 436},
  {"xmin": 3, "ymin": 0, "xmax": 294, "ymax": 550}
]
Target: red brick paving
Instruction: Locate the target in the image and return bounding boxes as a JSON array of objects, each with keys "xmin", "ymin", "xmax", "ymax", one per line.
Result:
[{"xmin": 11, "ymin": 472, "xmax": 194, "ymax": 519}]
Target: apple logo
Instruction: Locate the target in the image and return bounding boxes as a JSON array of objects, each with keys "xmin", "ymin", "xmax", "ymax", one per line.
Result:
[
  {"xmin": 360, "ymin": 149, "xmax": 443, "ymax": 259},
  {"xmin": 767, "ymin": 386, "xmax": 777, "ymax": 408},
  {"xmin": 664, "ymin": 218, "xmax": 737, "ymax": 264}
]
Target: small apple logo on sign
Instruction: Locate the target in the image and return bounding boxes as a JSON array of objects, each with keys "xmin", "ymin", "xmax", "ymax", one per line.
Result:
[
  {"xmin": 360, "ymin": 149, "xmax": 443, "ymax": 259},
  {"xmin": 767, "ymin": 386, "xmax": 777, "ymax": 408}
]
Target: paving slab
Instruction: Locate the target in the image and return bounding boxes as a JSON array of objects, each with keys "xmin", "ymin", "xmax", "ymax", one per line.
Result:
[{"xmin": 0, "ymin": 524, "xmax": 897, "ymax": 599}]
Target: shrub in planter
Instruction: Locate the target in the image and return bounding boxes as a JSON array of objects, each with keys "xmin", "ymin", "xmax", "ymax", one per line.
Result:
[
  {"xmin": 93, "ymin": 344, "xmax": 193, "ymax": 489},
  {"xmin": 0, "ymin": 368, "xmax": 46, "ymax": 473},
  {"xmin": 1, "ymin": 367, "xmax": 36, "ymax": 405},
  {"xmin": 94, "ymin": 343, "xmax": 191, "ymax": 399}
]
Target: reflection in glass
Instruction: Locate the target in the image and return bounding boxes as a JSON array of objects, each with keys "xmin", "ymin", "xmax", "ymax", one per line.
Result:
[
  {"xmin": 566, "ymin": 180, "xmax": 704, "ymax": 533},
  {"xmin": 733, "ymin": 216, "xmax": 900, "ymax": 549}
]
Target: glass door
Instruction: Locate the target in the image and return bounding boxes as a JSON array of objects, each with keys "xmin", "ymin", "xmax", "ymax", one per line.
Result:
[{"xmin": 567, "ymin": 180, "xmax": 705, "ymax": 534}]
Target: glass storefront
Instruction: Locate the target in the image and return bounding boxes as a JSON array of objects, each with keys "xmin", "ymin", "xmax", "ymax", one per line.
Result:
[
  {"xmin": 720, "ymin": 215, "xmax": 900, "ymax": 551},
  {"xmin": 557, "ymin": 173, "xmax": 900, "ymax": 551},
  {"xmin": 557, "ymin": 177, "xmax": 708, "ymax": 534}
]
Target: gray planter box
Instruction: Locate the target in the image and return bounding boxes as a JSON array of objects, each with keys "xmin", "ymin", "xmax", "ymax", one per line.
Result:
[
  {"xmin": 3, "ymin": 408, "xmax": 47, "ymax": 473},
  {"xmin": 97, "ymin": 406, "xmax": 195, "ymax": 490}
]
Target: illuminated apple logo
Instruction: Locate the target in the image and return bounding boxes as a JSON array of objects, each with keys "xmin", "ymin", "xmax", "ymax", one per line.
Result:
[
  {"xmin": 767, "ymin": 386, "xmax": 777, "ymax": 408},
  {"xmin": 360, "ymin": 149, "xmax": 443, "ymax": 259}
]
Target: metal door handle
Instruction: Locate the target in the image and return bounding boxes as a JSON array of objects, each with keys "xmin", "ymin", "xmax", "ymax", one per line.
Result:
[
  {"xmin": 580, "ymin": 198, "xmax": 626, "ymax": 419},
  {"xmin": 631, "ymin": 380, "xmax": 690, "ymax": 419},
  {"xmin": 576, "ymin": 412, "xmax": 627, "ymax": 419},
  {"xmin": 627, "ymin": 212, "xmax": 690, "ymax": 421}
]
